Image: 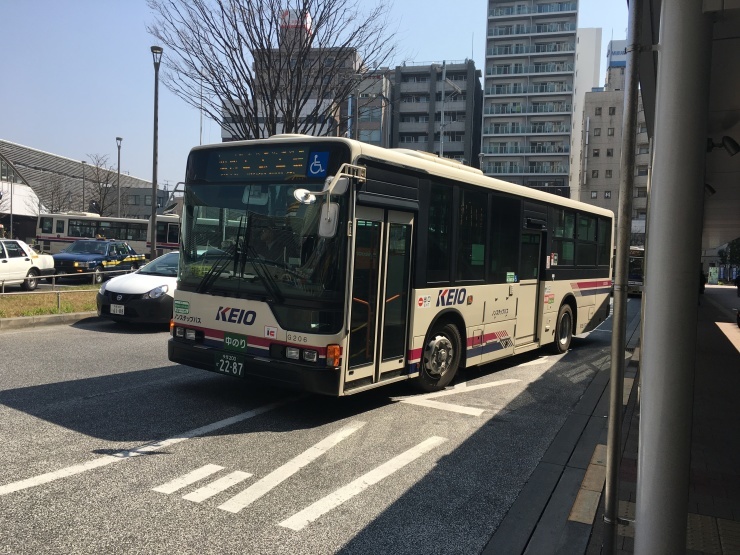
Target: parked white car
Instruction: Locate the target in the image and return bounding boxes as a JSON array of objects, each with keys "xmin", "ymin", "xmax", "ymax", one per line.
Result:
[{"xmin": 0, "ymin": 239, "xmax": 55, "ymax": 291}]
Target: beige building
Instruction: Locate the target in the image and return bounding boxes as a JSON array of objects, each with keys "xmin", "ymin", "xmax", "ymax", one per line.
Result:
[{"xmin": 579, "ymin": 40, "xmax": 648, "ymax": 245}]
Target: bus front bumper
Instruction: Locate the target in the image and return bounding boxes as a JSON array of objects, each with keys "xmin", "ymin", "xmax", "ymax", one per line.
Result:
[{"xmin": 167, "ymin": 338, "xmax": 341, "ymax": 396}]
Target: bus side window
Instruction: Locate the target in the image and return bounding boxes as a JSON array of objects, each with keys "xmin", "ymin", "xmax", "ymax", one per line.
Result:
[{"xmin": 55, "ymin": 220, "xmax": 65, "ymax": 234}]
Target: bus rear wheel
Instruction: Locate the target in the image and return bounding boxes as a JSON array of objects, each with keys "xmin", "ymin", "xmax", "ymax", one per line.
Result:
[
  {"xmin": 414, "ymin": 322, "xmax": 462, "ymax": 392},
  {"xmin": 553, "ymin": 304, "xmax": 573, "ymax": 354}
]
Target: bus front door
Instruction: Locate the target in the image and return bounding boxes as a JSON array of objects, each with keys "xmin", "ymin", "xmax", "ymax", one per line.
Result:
[
  {"xmin": 344, "ymin": 207, "xmax": 413, "ymax": 392},
  {"xmin": 514, "ymin": 231, "xmax": 542, "ymax": 345}
]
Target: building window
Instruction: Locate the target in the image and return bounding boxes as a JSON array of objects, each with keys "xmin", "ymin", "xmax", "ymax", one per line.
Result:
[
  {"xmin": 145, "ymin": 195, "xmax": 152, "ymax": 206},
  {"xmin": 605, "ymin": 169, "xmax": 613, "ymax": 178},
  {"xmin": 593, "ymin": 148, "xmax": 600, "ymax": 157},
  {"xmin": 604, "ymin": 191, "xmax": 612, "ymax": 199},
  {"xmin": 638, "ymin": 144, "xmax": 649, "ymax": 154},
  {"xmin": 606, "ymin": 148, "xmax": 614, "ymax": 157},
  {"xmin": 635, "ymin": 187, "xmax": 647, "ymax": 197},
  {"xmin": 593, "ymin": 128, "xmax": 601, "ymax": 136},
  {"xmin": 636, "ymin": 166, "xmax": 648, "ymax": 176},
  {"xmin": 595, "ymin": 107, "xmax": 602, "ymax": 116},
  {"xmin": 127, "ymin": 195, "xmax": 139, "ymax": 205},
  {"xmin": 590, "ymin": 191, "xmax": 597, "ymax": 199},
  {"xmin": 607, "ymin": 128, "xmax": 615, "ymax": 136},
  {"xmin": 591, "ymin": 170, "xmax": 599, "ymax": 178},
  {"xmin": 608, "ymin": 107, "xmax": 616, "ymax": 115}
]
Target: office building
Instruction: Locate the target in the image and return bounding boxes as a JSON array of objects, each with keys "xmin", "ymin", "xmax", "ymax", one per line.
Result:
[
  {"xmin": 482, "ymin": 0, "xmax": 585, "ymax": 195},
  {"xmin": 390, "ymin": 60, "xmax": 482, "ymax": 167}
]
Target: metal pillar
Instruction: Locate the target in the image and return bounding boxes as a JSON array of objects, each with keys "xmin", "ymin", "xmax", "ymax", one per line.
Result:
[
  {"xmin": 603, "ymin": 0, "xmax": 641, "ymax": 550},
  {"xmin": 634, "ymin": 1, "xmax": 712, "ymax": 553}
]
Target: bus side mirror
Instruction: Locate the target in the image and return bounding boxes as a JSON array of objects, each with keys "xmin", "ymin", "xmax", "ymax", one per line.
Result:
[
  {"xmin": 318, "ymin": 203, "xmax": 340, "ymax": 238},
  {"xmin": 323, "ymin": 176, "xmax": 349, "ymax": 196}
]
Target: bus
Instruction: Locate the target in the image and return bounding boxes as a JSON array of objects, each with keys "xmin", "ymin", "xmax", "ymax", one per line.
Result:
[
  {"xmin": 168, "ymin": 136, "xmax": 614, "ymax": 396},
  {"xmin": 36, "ymin": 212, "xmax": 180, "ymax": 257},
  {"xmin": 627, "ymin": 246, "xmax": 645, "ymax": 295}
]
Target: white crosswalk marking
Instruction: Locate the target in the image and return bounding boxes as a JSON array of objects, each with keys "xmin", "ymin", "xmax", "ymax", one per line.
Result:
[
  {"xmin": 279, "ymin": 436, "xmax": 448, "ymax": 531},
  {"xmin": 182, "ymin": 471, "xmax": 253, "ymax": 503},
  {"xmin": 218, "ymin": 420, "xmax": 366, "ymax": 514},
  {"xmin": 153, "ymin": 464, "xmax": 224, "ymax": 494}
]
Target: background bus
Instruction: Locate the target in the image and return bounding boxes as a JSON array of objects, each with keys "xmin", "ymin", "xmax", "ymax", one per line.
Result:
[
  {"xmin": 627, "ymin": 246, "xmax": 645, "ymax": 295},
  {"xmin": 36, "ymin": 212, "xmax": 180, "ymax": 257},
  {"xmin": 168, "ymin": 136, "xmax": 614, "ymax": 396}
]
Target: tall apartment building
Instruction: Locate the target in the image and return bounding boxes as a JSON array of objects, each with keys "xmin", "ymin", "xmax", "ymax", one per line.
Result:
[
  {"xmin": 481, "ymin": 0, "xmax": 581, "ymax": 196},
  {"xmin": 390, "ymin": 60, "xmax": 482, "ymax": 167},
  {"xmin": 580, "ymin": 40, "xmax": 649, "ymax": 246}
]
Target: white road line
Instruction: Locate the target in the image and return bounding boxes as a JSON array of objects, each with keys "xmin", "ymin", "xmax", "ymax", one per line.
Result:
[
  {"xmin": 279, "ymin": 436, "xmax": 448, "ymax": 531},
  {"xmin": 400, "ymin": 398, "xmax": 485, "ymax": 416},
  {"xmin": 153, "ymin": 464, "xmax": 225, "ymax": 494},
  {"xmin": 218, "ymin": 421, "xmax": 366, "ymax": 514},
  {"xmin": 0, "ymin": 399, "xmax": 294, "ymax": 497},
  {"xmin": 182, "ymin": 471, "xmax": 253, "ymax": 502},
  {"xmin": 412, "ymin": 378, "xmax": 521, "ymax": 400}
]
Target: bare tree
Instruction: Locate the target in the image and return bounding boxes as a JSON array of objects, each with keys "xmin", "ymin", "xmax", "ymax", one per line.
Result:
[
  {"xmin": 86, "ymin": 154, "xmax": 118, "ymax": 216},
  {"xmin": 147, "ymin": 0, "xmax": 397, "ymax": 140},
  {"xmin": 40, "ymin": 174, "xmax": 76, "ymax": 214}
]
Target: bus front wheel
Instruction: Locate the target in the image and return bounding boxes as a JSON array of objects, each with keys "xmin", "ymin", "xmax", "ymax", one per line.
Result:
[
  {"xmin": 415, "ymin": 322, "xmax": 462, "ymax": 392},
  {"xmin": 553, "ymin": 304, "xmax": 573, "ymax": 354}
]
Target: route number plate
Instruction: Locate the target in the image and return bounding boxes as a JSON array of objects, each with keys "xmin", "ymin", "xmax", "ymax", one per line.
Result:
[
  {"xmin": 111, "ymin": 304, "xmax": 124, "ymax": 315},
  {"xmin": 215, "ymin": 353, "xmax": 245, "ymax": 377}
]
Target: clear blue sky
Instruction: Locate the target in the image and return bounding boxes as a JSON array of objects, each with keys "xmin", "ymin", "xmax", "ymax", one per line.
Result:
[{"xmin": 0, "ymin": 1, "xmax": 627, "ymax": 189}]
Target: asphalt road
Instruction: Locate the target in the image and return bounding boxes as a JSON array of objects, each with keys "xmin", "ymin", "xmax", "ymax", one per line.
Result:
[{"xmin": 0, "ymin": 315, "xmax": 618, "ymax": 555}]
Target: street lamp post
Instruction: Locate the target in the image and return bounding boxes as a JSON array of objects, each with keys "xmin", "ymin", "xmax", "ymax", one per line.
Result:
[
  {"xmin": 150, "ymin": 45, "xmax": 163, "ymax": 261},
  {"xmin": 116, "ymin": 137, "xmax": 122, "ymax": 217},
  {"xmin": 81, "ymin": 161, "xmax": 86, "ymax": 211}
]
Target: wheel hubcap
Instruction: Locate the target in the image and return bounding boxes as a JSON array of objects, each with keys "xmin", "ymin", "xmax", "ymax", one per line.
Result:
[{"xmin": 424, "ymin": 335, "xmax": 454, "ymax": 377}]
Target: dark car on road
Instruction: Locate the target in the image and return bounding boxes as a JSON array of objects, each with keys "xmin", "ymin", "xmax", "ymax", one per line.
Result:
[{"xmin": 52, "ymin": 239, "xmax": 146, "ymax": 284}]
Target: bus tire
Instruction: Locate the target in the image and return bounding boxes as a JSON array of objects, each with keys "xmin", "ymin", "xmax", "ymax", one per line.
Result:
[
  {"xmin": 553, "ymin": 304, "xmax": 573, "ymax": 354},
  {"xmin": 22, "ymin": 269, "xmax": 39, "ymax": 291},
  {"xmin": 414, "ymin": 322, "xmax": 462, "ymax": 392}
]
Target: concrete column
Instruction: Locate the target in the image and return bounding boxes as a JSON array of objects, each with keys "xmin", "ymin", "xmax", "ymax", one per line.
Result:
[{"xmin": 634, "ymin": 1, "xmax": 712, "ymax": 553}]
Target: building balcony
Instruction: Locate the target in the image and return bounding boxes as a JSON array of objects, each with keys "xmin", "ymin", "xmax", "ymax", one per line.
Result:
[
  {"xmin": 400, "ymin": 81, "xmax": 432, "ymax": 93},
  {"xmin": 483, "ymin": 124, "xmax": 571, "ymax": 135},
  {"xmin": 484, "ymin": 103, "xmax": 572, "ymax": 116},
  {"xmin": 488, "ymin": 3, "xmax": 577, "ymax": 19},
  {"xmin": 398, "ymin": 122, "xmax": 429, "ymax": 133},
  {"xmin": 482, "ymin": 164, "xmax": 570, "ymax": 176},
  {"xmin": 487, "ymin": 43, "xmax": 576, "ymax": 57},
  {"xmin": 488, "ymin": 22, "xmax": 576, "ymax": 37},
  {"xmin": 485, "ymin": 83, "xmax": 573, "ymax": 96},
  {"xmin": 486, "ymin": 63, "xmax": 575, "ymax": 77},
  {"xmin": 398, "ymin": 101, "xmax": 430, "ymax": 113},
  {"xmin": 482, "ymin": 145, "xmax": 570, "ymax": 155}
]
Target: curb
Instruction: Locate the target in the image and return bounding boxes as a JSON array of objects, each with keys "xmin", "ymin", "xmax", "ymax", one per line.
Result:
[{"xmin": 0, "ymin": 311, "xmax": 100, "ymax": 331}]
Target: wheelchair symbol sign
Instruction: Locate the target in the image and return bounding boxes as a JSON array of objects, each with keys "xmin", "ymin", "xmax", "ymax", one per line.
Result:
[{"xmin": 307, "ymin": 151, "xmax": 329, "ymax": 178}]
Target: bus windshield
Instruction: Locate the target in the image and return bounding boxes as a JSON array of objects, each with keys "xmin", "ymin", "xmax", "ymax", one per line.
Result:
[{"xmin": 179, "ymin": 181, "xmax": 348, "ymax": 308}]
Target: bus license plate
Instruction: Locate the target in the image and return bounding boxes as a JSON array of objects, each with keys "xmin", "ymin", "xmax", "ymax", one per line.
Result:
[
  {"xmin": 111, "ymin": 304, "xmax": 125, "ymax": 315},
  {"xmin": 215, "ymin": 353, "xmax": 245, "ymax": 377}
]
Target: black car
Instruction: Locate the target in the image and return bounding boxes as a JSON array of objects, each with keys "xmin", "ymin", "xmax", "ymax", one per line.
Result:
[{"xmin": 52, "ymin": 239, "xmax": 146, "ymax": 284}]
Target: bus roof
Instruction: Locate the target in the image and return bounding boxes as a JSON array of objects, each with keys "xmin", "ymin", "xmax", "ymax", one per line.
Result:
[{"xmin": 189, "ymin": 136, "xmax": 614, "ymax": 220}]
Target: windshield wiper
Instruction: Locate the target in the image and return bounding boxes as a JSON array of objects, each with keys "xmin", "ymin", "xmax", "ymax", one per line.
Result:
[{"xmin": 244, "ymin": 246, "xmax": 284, "ymax": 303}]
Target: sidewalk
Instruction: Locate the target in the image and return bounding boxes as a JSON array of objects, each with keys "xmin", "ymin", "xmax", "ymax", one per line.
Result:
[
  {"xmin": 585, "ymin": 285, "xmax": 740, "ymax": 554},
  {"xmin": 483, "ymin": 285, "xmax": 740, "ymax": 554}
]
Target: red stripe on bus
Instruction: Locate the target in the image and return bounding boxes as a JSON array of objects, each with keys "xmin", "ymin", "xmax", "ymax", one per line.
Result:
[
  {"xmin": 183, "ymin": 324, "xmax": 338, "ymax": 356},
  {"xmin": 572, "ymin": 280, "xmax": 612, "ymax": 290}
]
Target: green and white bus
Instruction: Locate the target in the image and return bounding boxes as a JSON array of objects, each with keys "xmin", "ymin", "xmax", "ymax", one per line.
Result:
[{"xmin": 168, "ymin": 136, "xmax": 613, "ymax": 396}]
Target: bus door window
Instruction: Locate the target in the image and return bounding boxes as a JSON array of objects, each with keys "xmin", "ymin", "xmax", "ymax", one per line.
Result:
[
  {"xmin": 348, "ymin": 219, "xmax": 382, "ymax": 368},
  {"xmin": 520, "ymin": 232, "xmax": 541, "ymax": 280},
  {"xmin": 381, "ymin": 223, "xmax": 412, "ymax": 361},
  {"xmin": 55, "ymin": 219, "xmax": 64, "ymax": 234},
  {"xmin": 489, "ymin": 195, "xmax": 520, "ymax": 284},
  {"xmin": 167, "ymin": 223, "xmax": 179, "ymax": 244}
]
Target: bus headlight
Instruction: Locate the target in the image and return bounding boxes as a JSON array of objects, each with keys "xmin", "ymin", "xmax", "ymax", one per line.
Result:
[
  {"xmin": 185, "ymin": 328, "xmax": 196, "ymax": 340},
  {"xmin": 285, "ymin": 347, "xmax": 300, "ymax": 360},
  {"xmin": 302, "ymin": 349, "xmax": 318, "ymax": 363},
  {"xmin": 326, "ymin": 344, "xmax": 341, "ymax": 367}
]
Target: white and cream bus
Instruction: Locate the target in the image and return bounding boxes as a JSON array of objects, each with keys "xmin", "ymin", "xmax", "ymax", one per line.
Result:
[
  {"xmin": 36, "ymin": 212, "xmax": 180, "ymax": 257},
  {"xmin": 168, "ymin": 136, "xmax": 613, "ymax": 396}
]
